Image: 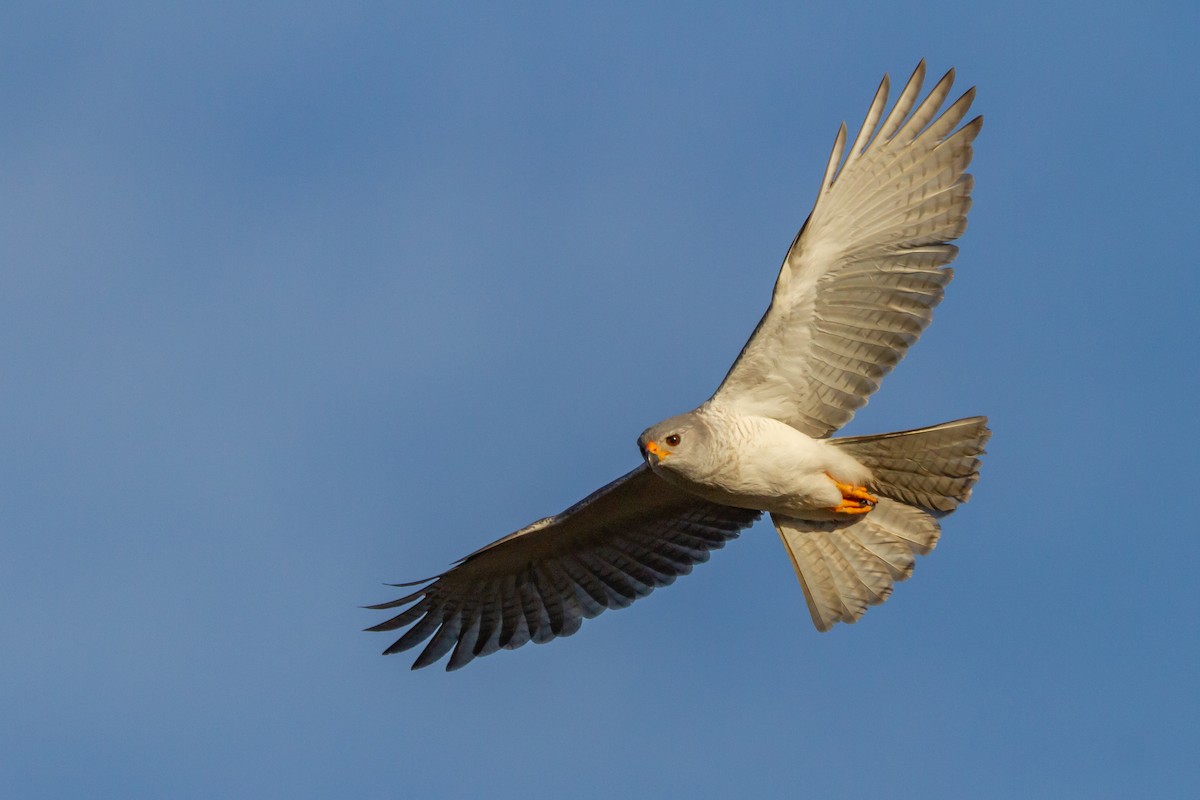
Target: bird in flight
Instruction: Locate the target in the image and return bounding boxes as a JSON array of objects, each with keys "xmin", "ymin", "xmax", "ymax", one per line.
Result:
[{"xmin": 369, "ymin": 61, "xmax": 989, "ymax": 670}]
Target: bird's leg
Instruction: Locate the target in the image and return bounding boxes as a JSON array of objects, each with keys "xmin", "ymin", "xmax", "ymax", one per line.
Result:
[{"xmin": 826, "ymin": 473, "xmax": 877, "ymax": 515}]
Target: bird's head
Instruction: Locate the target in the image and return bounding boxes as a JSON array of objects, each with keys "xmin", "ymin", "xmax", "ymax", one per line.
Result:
[{"xmin": 637, "ymin": 411, "xmax": 715, "ymax": 481}]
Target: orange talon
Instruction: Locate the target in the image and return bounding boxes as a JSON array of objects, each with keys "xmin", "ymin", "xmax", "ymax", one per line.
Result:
[
  {"xmin": 832, "ymin": 498, "xmax": 875, "ymax": 515},
  {"xmin": 826, "ymin": 472, "xmax": 878, "ymax": 515}
]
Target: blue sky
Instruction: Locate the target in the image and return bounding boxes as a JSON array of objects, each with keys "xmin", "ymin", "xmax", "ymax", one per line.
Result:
[{"xmin": 3, "ymin": 3, "xmax": 1197, "ymax": 798}]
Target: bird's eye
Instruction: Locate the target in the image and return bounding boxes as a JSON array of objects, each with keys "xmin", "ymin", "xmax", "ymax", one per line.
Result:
[{"xmin": 665, "ymin": 434, "xmax": 681, "ymax": 447}]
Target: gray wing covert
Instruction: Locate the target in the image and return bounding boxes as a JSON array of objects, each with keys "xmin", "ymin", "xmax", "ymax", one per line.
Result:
[{"xmin": 367, "ymin": 465, "xmax": 760, "ymax": 670}]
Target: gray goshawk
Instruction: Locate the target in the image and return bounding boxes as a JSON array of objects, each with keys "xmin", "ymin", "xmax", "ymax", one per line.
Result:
[{"xmin": 369, "ymin": 61, "xmax": 990, "ymax": 670}]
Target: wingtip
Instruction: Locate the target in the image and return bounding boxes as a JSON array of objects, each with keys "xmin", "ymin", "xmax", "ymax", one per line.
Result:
[
  {"xmin": 907, "ymin": 59, "xmax": 928, "ymax": 86},
  {"xmin": 385, "ymin": 576, "xmax": 438, "ymax": 588},
  {"xmin": 364, "ymin": 620, "xmax": 396, "ymax": 632},
  {"xmin": 362, "ymin": 601, "xmax": 396, "ymax": 611}
]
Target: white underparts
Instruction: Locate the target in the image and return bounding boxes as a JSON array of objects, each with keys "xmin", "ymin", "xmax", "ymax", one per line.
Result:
[{"xmin": 648, "ymin": 409, "xmax": 872, "ymax": 520}]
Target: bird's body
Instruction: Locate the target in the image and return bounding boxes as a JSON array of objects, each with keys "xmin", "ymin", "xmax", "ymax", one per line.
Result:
[
  {"xmin": 642, "ymin": 405, "xmax": 872, "ymax": 520},
  {"xmin": 369, "ymin": 61, "xmax": 990, "ymax": 670}
]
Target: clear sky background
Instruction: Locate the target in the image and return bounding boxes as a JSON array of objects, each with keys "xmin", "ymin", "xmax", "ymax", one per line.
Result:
[{"xmin": 3, "ymin": 3, "xmax": 1197, "ymax": 798}]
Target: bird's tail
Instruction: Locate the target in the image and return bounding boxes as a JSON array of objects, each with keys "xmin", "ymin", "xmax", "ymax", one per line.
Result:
[
  {"xmin": 773, "ymin": 416, "xmax": 989, "ymax": 631},
  {"xmin": 832, "ymin": 416, "xmax": 990, "ymax": 513}
]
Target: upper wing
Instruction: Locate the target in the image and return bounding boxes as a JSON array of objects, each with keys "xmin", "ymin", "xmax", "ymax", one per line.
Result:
[
  {"xmin": 367, "ymin": 465, "xmax": 761, "ymax": 670},
  {"xmin": 710, "ymin": 62, "xmax": 981, "ymax": 438}
]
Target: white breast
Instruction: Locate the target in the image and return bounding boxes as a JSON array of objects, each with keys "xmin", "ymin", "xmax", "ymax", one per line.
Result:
[{"xmin": 676, "ymin": 407, "xmax": 872, "ymax": 517}]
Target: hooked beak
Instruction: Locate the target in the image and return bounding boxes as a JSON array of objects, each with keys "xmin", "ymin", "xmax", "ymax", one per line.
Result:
[{"xmin": 641, "ymin": 439, "xmax": 671, "ymax": 463}]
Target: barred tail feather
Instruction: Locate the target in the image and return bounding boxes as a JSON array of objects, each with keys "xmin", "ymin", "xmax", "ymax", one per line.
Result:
[{"xmin": 832, "ymin": 416, "xmax": 990, "ymax": 512}]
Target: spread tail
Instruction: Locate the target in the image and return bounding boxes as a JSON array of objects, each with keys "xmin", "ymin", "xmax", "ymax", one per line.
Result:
[{"xmin": 775, "ymin": 416, "xmax": 989, "ymax": 631}]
